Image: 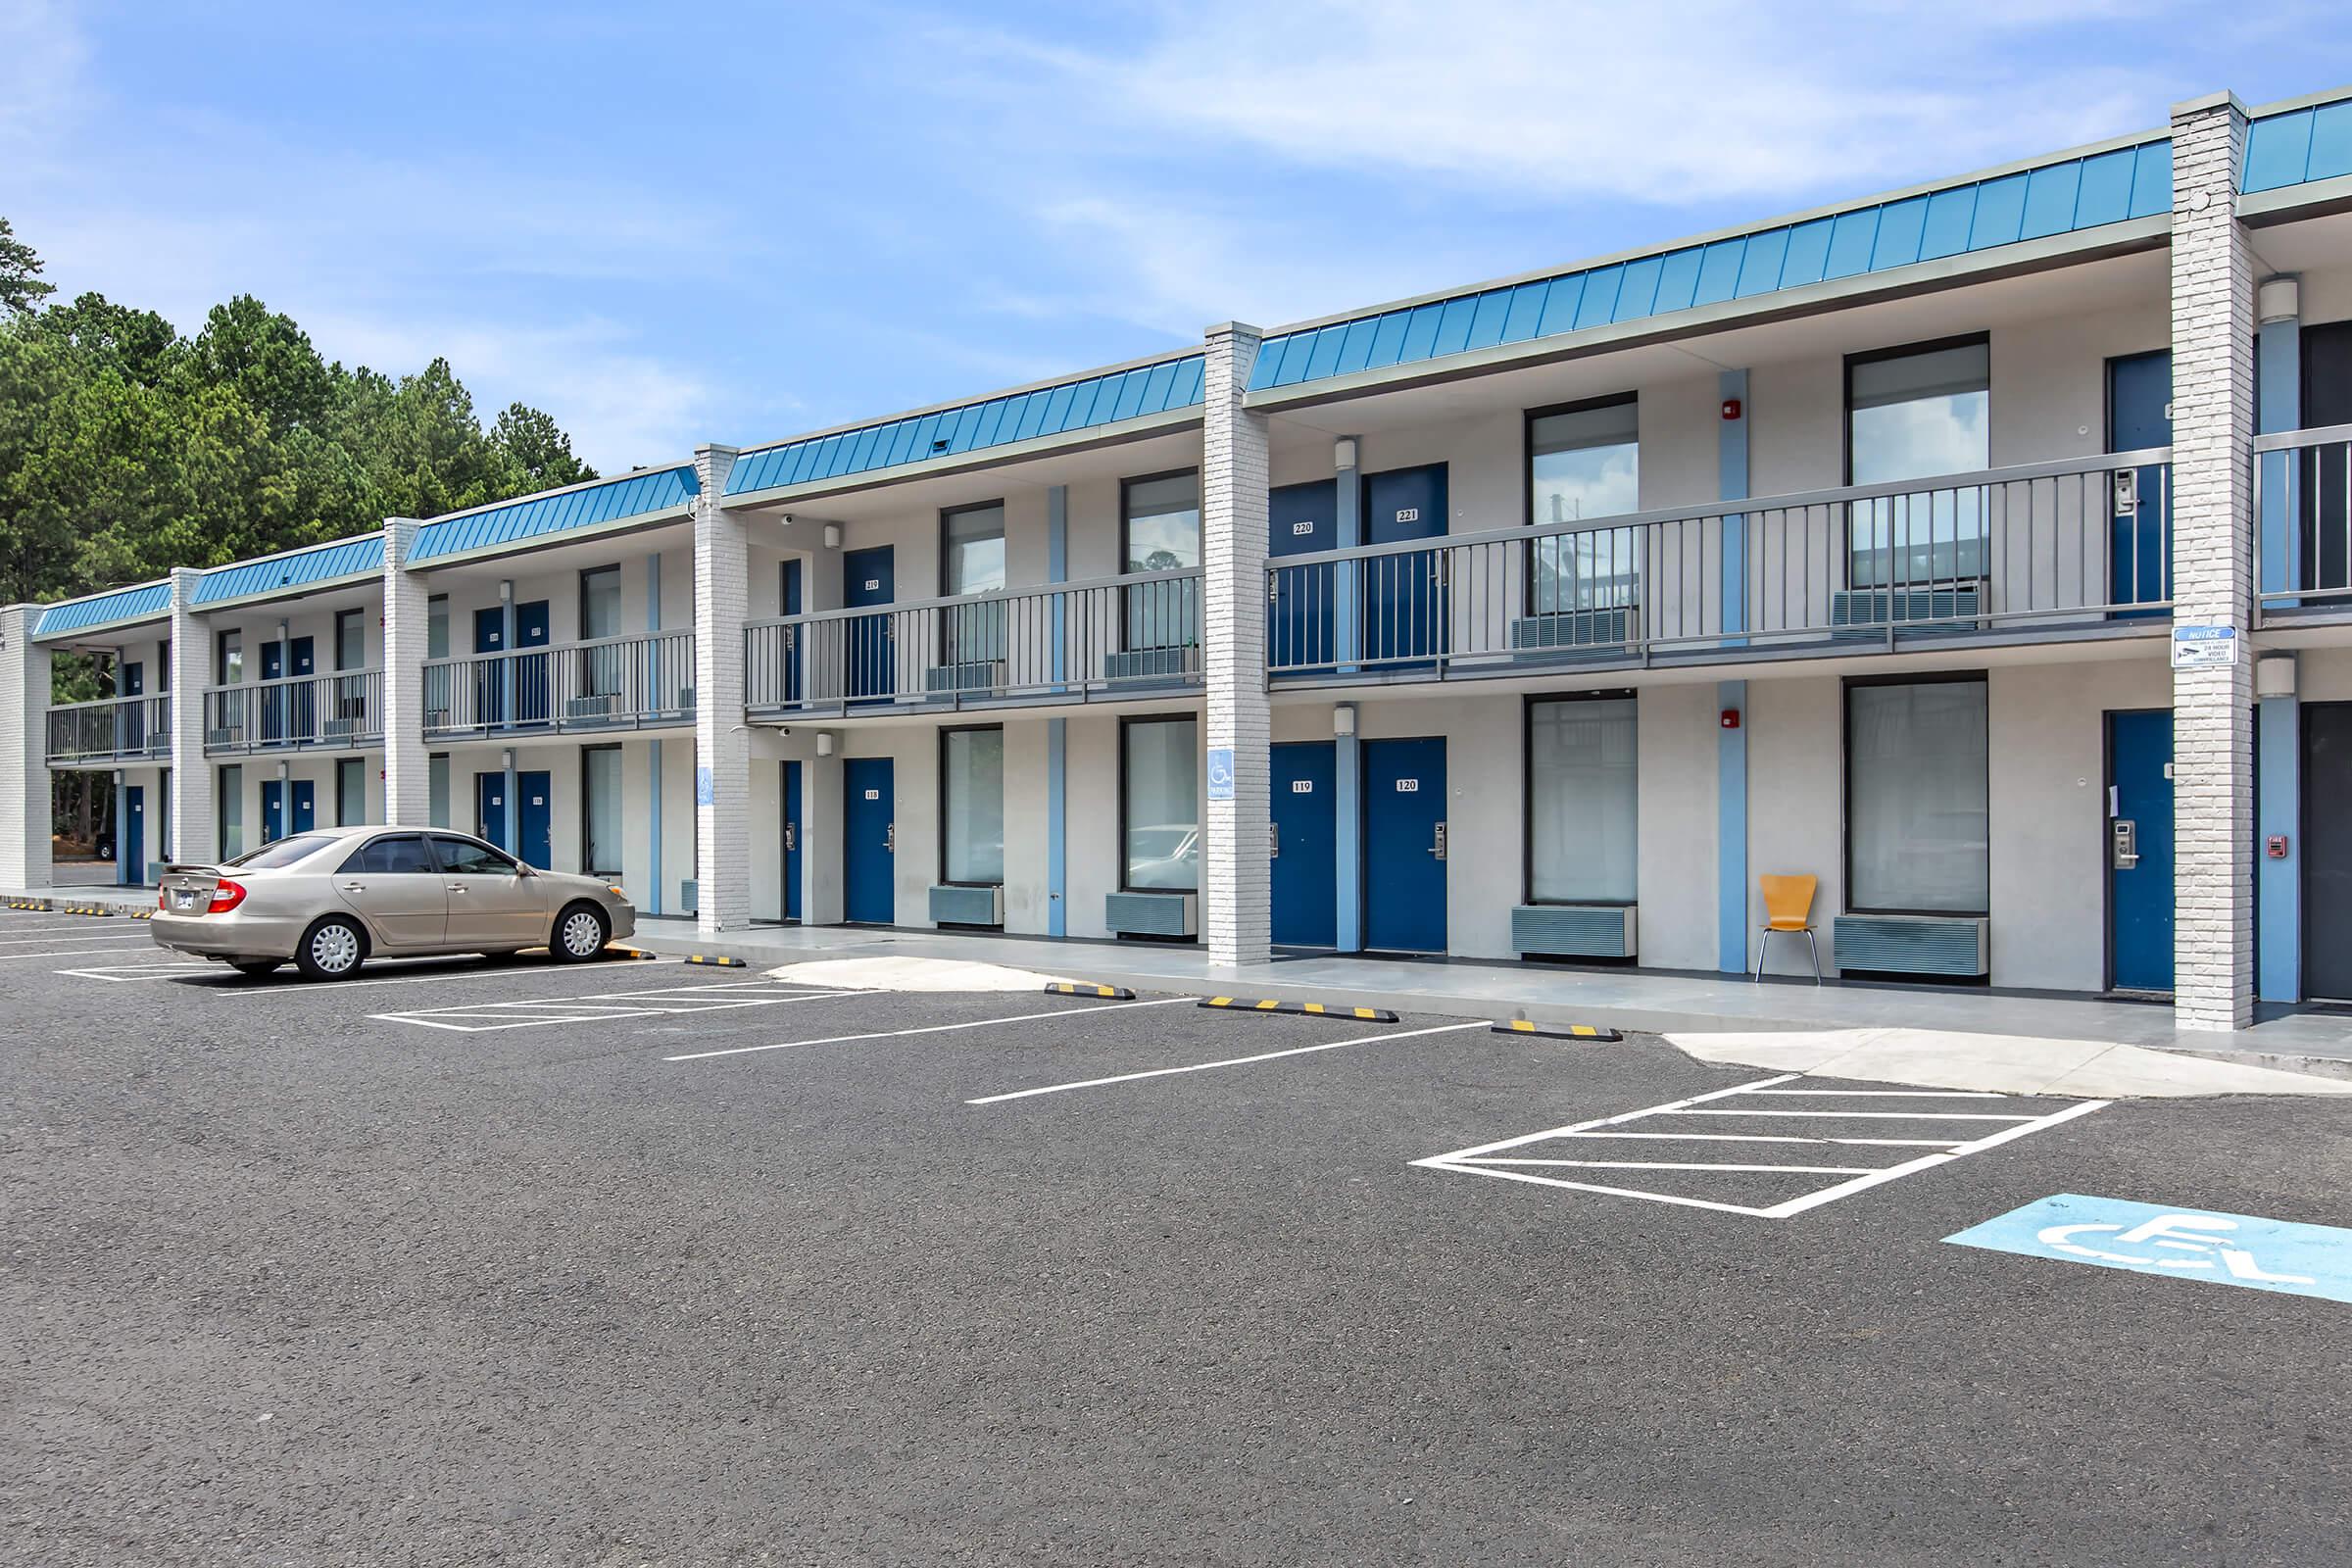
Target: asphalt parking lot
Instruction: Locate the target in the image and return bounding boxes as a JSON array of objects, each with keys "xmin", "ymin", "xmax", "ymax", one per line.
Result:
[{"xmin": 3, "ymin": 906, "xmax": 2348, "ymax": 1566}]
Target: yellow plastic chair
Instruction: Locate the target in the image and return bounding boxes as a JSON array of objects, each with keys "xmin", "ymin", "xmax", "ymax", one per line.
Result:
[{"xmin": 1752, "ymin": 874, "xmax": 1821, "ymax": 984}]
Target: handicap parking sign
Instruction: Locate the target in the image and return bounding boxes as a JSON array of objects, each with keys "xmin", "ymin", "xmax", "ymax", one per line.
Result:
[
  {"xmin": 1946, "ymin": 1194, "xmax": 2352, "ymax": 1304},
  {"xmin": 1206, "ymin": 747, "xmax": 1235, "ymax": 802}
]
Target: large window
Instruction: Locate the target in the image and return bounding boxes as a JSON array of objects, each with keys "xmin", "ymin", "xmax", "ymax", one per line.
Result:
[
  {"xmin": 942, "ymin": 502, "xmax": 1007, "ymax": 665},
  {"xmin": 1528, "ymin": 397, "xmax": 1641, "ymax": 615},
  {"xmin": 940, "ymin": 726, "xmax": 1005, "ymax": 886},
  {"xmin": 215, "ymin": 629, "xmax": 242, "ymax": 687},
  {"xmin": 334, "ymin": 609, "xmax": 365, "ymax": 671},
  {"xmin": 1844, "ymin": 677, "xmax": 1988, "ymax": 915},
  {"xmin": 1121, "ymin": 714, "xmax": 1199, "ymax": 891},
  {"xmin": 580, "ymin": 565, "xmax": 624, "ymax": 697},
  {"xmin": 1526, "ymin": 695, "xmax": 1638, "ymax": 904},
  {"xmin": 1122, "ymin": 471, "xmax": 1200, "ymax": 651},
  {"xmin": 427, "ymin": 753, "xmax": 450, "ymax": 829},
  {"xmin": 218, "ymin": 764, "xmax": 244, "ymax": 860},
  {"xmin": 582, "ymin": 745, "xmax": 622, "ymax": 877},
  {"xmin": 426, "ymin": 595, "xmax": 449, "ymax": 662},
  {"xmin": 1847, "ymin": 336, "xmax": 1990, "ymax": 588},
  {"xmin": 336, "ymin": 757, "xmax": 366, "ymax": 825}
]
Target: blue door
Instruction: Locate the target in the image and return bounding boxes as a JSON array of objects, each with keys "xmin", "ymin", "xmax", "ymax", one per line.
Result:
[
  {"xmin": 475, "ymin": 771, "xmax": 508, "ymax": 852},
  {"xmin": 781, "ymin": 559, "xmax": 805, "ymax": 705},
  {"xmin": 259, "ymin": 640, "xmax": 286, "ymax": 742},
  {"xmin": 118, "ymin": 661, "xmax": 145, "ymax": 756},
  {"xmin": 121, "ymin": 785, "xmax": 144, "ymax": 887},
  {"xmin": 1361, "ymin": 737, "xmax": 1446, "ymax": 953},
  {"xmin": 1269, "ymin": 480, "xmax": 1339, "ymax": 673},
  {"xmin": 2108, "ymin": 352, "xmax": 2172, "ymax": 614},
  {"xmin": 515, "ymin": 770, "xmax": 551, "ymax": 868},
  {"xmin": 2107, "ymin": 710, "xmax": 2174, "ymax": 993},
  {"xmin": 1362, "ymin": 466, "xmax": 1447, "ymax": 664},
  {"xmin": 843, "ymin": 756, "xmax": 895, "ymax": 923},
  {"xmin": 285, "ymin": 636, "xmax": 316, "ymax": 741},
  {"xmin": 290, "ymin": 778, "xmax": 316, "ymax": 836},
  {"xmin": 1271, "ymin": 741, "xmax": 1337, "ymax": 947},
  {"xmin": 514, "ymin": 602, "xmax": 551, "ymax": 726},
  {"xmin": 782, "ymin": 760, "xmax": 804, "ymax": 921},
  {"xmin": 473, "ymin": 608, "xmax": 508, "ymax": 725},
  {"xmin": 261, "ymin": 778, "xmax": 285, "ymax": 844},
  {"xmin": 845, "ymin": 547, "xmax": 894, "ymax": 704}
]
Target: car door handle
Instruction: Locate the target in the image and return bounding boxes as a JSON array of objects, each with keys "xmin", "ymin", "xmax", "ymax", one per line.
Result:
[
  {"xmin": 447, "ymin": 884, "xmax": 469, "ymax": 894},
  {"xmin": 340, "ymin": 881, "xmax": 366, "ymax": 892}
]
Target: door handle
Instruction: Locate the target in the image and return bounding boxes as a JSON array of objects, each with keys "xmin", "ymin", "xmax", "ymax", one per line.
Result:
[
  {"xmin": 885, "ymin": 824, "xmax": 896, "ymax": 853},
  {"xmin": 1268, "ymin": 823, "xmax": 1279, "ymax": 858},
  {"xmin": 340, "ymin": 881, "xmax": 366, "ymax": 892},
  {"xmin": 448, "ymin": 884, "xmax": 469, "ymax": 894},
  {"xmin": 2111, "ymin": 819, "xmax": 2139, "ymax": 870},
  {"xmin": 1431, "ymin": 822, "xmax": 1447, "ymax": 859},
  {"xmin": 784, "ymin": 822, "xmax": 797, "ymax": 851}
]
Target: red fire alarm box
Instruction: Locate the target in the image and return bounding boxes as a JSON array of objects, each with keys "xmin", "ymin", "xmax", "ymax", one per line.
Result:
[
  {"xmin": 1721, "ymin": 710, "xmax": 1740, "ymax": 729},
  {"xmin": 1721, "ymin": 398, "xmax": 1742, "ymax": 420},
  {"xmin": 2268, "ymin": 834, "xmax": 2289, "ymax": 859}
]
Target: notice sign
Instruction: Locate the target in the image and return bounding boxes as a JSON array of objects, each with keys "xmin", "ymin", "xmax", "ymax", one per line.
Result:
[
  {"xmin": 1206, "ymin": 747, "xmax": 1235, "ymax": 802},
  {"xmin": 696, "ymin": 765, "xmax": 715, "ymax": 806},
  {"xmin": 2172, "ymin": 624, "xmax": 2239, "ymax": 669}
]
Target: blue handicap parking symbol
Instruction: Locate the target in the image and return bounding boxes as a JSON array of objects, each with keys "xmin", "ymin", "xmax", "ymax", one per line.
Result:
[{"xmin": 1946, "ymin": 1194, "xmax": 2352, "ymax": 1304}]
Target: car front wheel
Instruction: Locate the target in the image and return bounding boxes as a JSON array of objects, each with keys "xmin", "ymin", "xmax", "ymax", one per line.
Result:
[
  {"xmin": 553, "ymin": 903, "xmax": 609, "ymax": 962},
  {"xmin": 295, "ymin": 916, "xmax": 368, "ymax": 981}
]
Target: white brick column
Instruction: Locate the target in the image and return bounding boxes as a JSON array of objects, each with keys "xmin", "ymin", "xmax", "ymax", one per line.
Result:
[
  {"xmin": 1200, "ymin": 322, "xmax": 1272, "ymax": 968},
  {"xmin": 380, "ymin": 518, "xmax": 432, "ymax": 826},
  {"xmin": 2169, "ymin": 92, "xmax": 2257, "ymax": 1032},
  {"xmin": 693, "ymin": 444, "xmax": 751, "ymax": 935},
  {"xmin": 166, "ymin": 569, "xmax": 214, "ymax": 865},
  {"xmin": 0, "ymin": 604, "xmax": 53, "ymax": 890}
]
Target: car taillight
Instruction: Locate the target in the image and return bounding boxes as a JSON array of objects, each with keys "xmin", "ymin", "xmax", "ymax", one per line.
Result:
[
  {"xmin": 207, "ymin": 879, "xmax": 247, "ymax": 914},
  {"xmin": 157, "ymin": 890, "xmax": 169, "ymax": 911}
]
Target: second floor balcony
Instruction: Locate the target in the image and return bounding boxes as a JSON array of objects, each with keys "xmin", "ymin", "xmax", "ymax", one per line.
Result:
[
  {"xmin": 2255, "ymin": 421, "xmax": 2352, "ymax": 621},
  {"xmin": 205, "ymin": 671, "xmax": 384, "ymax": 755},
  {"xmin": 1265, "ymin": 449, "xmax": 2174, "ymax": 685},
  {"xmin": 422, "ymin": 630, "xmax": 695, "ymax": 738},
  {"xmin": 742, "ymin": 568, "xmax": 1203, "ymax": 718},
  {"xmin": 46, "ymin": 694, "xmax": 172, "ymax": 766}
]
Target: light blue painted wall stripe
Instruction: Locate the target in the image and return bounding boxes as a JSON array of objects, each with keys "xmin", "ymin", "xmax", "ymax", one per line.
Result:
[
  {"xmin": 1717, "ymin": 369, "xmax": 1752, "ymax": 974},
  {"xmin": 1718, "ymin": 370, "xmax": 1748, "ymax": 641},
  {"xmin": 1335, "ymin": 439, "xmax": 1361, "ymax": 672},
  {"xmin": 1047, "ymin": 483, "xmax": 1068, "ymax": 939},
  {"xmin": 2257, "ymin": 305, "xmax": 2301, "ymax": 596},
  {"xmin": 1335, "ymin": 715, "xmax": 1362, "ymax": 955},
  {"xmin": 2259, "ymin": 692, "xmax": 2300, "ymax": 1003},
  {"xmin": 646, "ymin": 550, "xmax": 663, "ymax": 918}
]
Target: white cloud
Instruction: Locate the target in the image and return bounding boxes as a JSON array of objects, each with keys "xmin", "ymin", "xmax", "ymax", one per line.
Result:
[{"xmin": 954, "ymin": 0, "xmax": 2178, "ymax": 206}]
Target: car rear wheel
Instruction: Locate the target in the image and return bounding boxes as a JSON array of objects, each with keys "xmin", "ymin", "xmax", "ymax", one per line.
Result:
[
  {"xmin": 554, "ymin": 902, "xmax": 609, "ymax": 962},
  {"xmin": 295, "ymin": 916, "xmax": 368, "ymax": 981},
  {"xmin": 228, "ymin": 958, "xmax": 280, "ymax": 977}
]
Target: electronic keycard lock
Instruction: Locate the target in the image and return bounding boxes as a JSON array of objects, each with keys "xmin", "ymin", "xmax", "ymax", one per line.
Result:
[{"xmin": 2111, "ymin": 816, "xmax": 2140, "ymax": 870}]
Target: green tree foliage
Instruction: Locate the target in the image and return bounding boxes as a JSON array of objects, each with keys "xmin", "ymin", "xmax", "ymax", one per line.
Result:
[{"xmin": 0, "ymin": 222, "xmax": 597, "ymax": 606}]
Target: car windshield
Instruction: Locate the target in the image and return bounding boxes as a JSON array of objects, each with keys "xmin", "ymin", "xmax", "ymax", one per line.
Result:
[{"xmin": 222, "ymin": 833, "xmax": 341, "ymax": 870}]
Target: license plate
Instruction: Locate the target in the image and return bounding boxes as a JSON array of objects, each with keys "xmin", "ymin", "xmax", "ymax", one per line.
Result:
[{"xmin": 173, "ymin": 890, "xmax": 202, "ymax": 911}]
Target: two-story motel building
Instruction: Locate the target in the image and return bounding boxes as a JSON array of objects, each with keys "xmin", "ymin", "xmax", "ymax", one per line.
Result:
[{"xmin": 7, "ymin": 88, "xmax": 2352, "ymax": 1033}]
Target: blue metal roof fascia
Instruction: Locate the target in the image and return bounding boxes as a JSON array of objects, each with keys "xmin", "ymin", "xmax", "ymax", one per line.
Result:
[
  {"xmin": 409, "ymin": 465, "xmax": 700, "ymax": 563},
  {"xmin": 2242, "ymin": 89, "xmax": 2352, "ymax": 193},
  {"xmin": 1246, "ymin": 135, "xmax": 2174, "ymax": 396},
  {"xmin": 192, "ymin": 534, "xmax": 386, "ymax": 606},
  {"xmin": 722, "ymin": 353, "xmax": 1207, "ymax": 500},
  {"xmin": 32, "ymin": 581, "xmax": 172, "ymax": 640}
]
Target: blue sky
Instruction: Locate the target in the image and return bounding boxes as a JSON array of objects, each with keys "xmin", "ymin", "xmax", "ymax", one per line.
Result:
[{"xmin": 5, "ymin": 1, "xmax": 2349, "ymax": 473}]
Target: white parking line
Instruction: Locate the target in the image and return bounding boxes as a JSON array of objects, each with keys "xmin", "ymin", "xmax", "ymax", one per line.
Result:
[
  {"xmin": 0, "ymin": 925, "xmax": 152, "ymax": 939},
  {"xmin": 50, "ymin": 960, "xmax": 215, "ymax": 980},
  {"xmin": 1, "ymin": 944, "xmax": 172, "ymax": 962},
  {"xmin": 964, "ymin": 1019, "xmax": 1487, "ymax": 1104},
  {"xmin": 375, "ymin": 980, "xmax": 858, "ymax": 1033},
  {"xmin": 1414, "ymin": 1075, "xmax": 2109, "ymax": 1219},
  {"xmin": 670, "ymin": 995, "xmax": 1193, "ymax": 1062}
]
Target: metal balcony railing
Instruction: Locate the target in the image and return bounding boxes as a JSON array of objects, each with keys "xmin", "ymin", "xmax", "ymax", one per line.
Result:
[
  {"xmin": 1265, "ymin": 449, "xmax": 2173, "ymax": 682},
  {"xmin": 2254, "ymin": 421, "xmax": 2352, "ymax": 618},
  {"xmin": 422, "ymin": 630, "xmax": 694, "ymax": 737},
  {"xmin": 45, "ymin": 695, "xmax": 172, "ymax": 764},
  {"xmin": 744, "ymin": 568, "xmax": 1203, "ymax": 716},
  {"xmin": 205, "ymin": 670, "xmax": 384, "ymax": 754}
]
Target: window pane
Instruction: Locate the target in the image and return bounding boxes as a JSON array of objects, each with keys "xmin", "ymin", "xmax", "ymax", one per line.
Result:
[
  {"xmin": 1124, "ymin": 473, "xmax": 1201, "ymax": 649},
  {"xmin": 225, "ymin": 832, "xmax": 336, "ymax": 869},
  {"xmin": 942, "ymin": 728, "xmax": 1005, "ymax": 885},
  {"xmin": 347, "ymin": 834, "xmax": 435, "ymax": 875},
  {"xmin": 431, "ymin": 835, "xmax": 516, "ymax": 876},
  {"xmin": 336, "ymin": 611, "xmax": 364, "ymax": 671},
  {"xmin": 1528, "ymin": 698, "xmax": 1639, "ymax": 903},
  {"xmin": 426, "ymin": 596, "xmax": 449, "ymax": 662},
  {"xmin": 218, "ymin": 632, "xmax": 242, "ymax": 687},
  {"xmin": 336, "ymin": 757, "xmax": 365, "ymax": 825},
  {"xmin": 427, "ymin": 754, "xmax": 450, "ymax": 829},
  {"xmin": 1849, "ymin": 342, "xmax": 1989, "ymax": 587},
  {"xmin": 1846, "ymin": 680, "xmax": 1988, "ymax": 913},
  {"xmin": 944, "ymin": 505, "xmax": 1006, "ymax": 595},
  {"xmin": 1123, "ymin": 717, "xmax": 1199, "ymax": 890},
  {"xmin": 218, "ymin": 765, "xmax": 243, "ymax": 860},
  {"xmin": 583, "ymin": 749, "xmax": 622, "ymax": 877},
  {"xmin": 581, "ymin": 567, "xmax": 623, "ymax": 641}
]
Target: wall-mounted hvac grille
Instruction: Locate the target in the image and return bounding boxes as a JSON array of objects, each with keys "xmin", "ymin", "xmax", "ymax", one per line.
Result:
[
  {"xmin": 929, "ymin": 884, "xmax": 1004, "ymax": 926},
  {"xmin": 1832, "ymin": 913, "xmax": 1988, "ymax": 977},
  {"xmin": 1830, "ymin": 584, "xmax": 1984, "ymax": 633},
  {"xmin": 1511, "ymin": 904, "xmax": 1637, "ymax": 958},
  {"xmin": 1508, "ymin": 606, "xmax": 1636, "ymax": 654},
  {"xmin": 205, "ymin": 728, "xmax": 239, "ymax": 750},
  {"xmin": 320, "ymin": 716, "xmax": 363, "ymax": 740},
  {"xmin": 924, "ymin": 662, "xmax": 1005, "ymax": 695},
  {"xmin": 566, "ymin": 694, "xmax": 616, "ymax": 721},
  {"xmin": 678, "ymin": 878, "xmax": 699, "ymax": 915},
  {"xmin": 1106, "ymin": 890, "xmax": 1198, "ymax": 938},
  {"xmin": 1103, "ymin": 647, "xmax": 1199, "ymax": 682}
]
